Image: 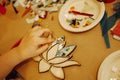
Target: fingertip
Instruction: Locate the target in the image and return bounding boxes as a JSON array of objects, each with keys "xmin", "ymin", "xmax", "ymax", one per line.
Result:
[
  {"xmin": 32, "ymin": 21, "xmax": 41, "ymax": 28},
  {"xmin": 32, "ymin": 26, "xmax": 42, "ymax": 31}
]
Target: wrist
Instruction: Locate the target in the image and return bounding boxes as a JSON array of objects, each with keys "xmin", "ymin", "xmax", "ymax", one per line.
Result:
[
  {"xmin": 15, "ymin": 46, "xmax": 31, "ymax": 61},
  {"xmin": 1, "ymin": 48, "xmax": 26, "ymax": 68},
  {"xmin": 9, "ymin": 47, "xmax": 26, "ymax": 64}
]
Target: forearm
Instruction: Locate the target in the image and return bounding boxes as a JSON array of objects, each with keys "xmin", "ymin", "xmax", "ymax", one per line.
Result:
[
  {"xmin": 0, "ymin": 27, "xmax": 54, "ymax": 80},
  {"xmin": 0, "ymin": 48, "xmax": 25, "ymax": 80}
]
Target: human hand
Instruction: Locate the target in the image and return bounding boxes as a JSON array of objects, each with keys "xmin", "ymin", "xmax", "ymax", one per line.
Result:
[{"xmin": 16, "ymin": 26, "xmax": 54, "ymax": 60}]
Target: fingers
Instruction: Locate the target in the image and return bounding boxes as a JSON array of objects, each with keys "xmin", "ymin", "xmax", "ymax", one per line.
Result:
[
  {"xmin": 34, "ymin": 35, "xmax": 54, "ymax": 47},
  {"xmin": 32, "ymin": 26, "xmax": 55, "ymax": 45},
  {"xmin": 31, "ymin": 27, "xmax": 55, "ymax": 52},
  {"xmin": 32, "ymin": 26, "xmax": 42, "ymax": 32},
  {"xmin": 17, "ymin": 26, "xmax": 55, "ymax": 59},
  {"xmin": 36, "ymin": 44, "xmax": 49, "ymax": 55},
  {"xmin": 40, "ymin": 37, "xmax": 55, "ymax": 45},
  {"xmin": 32, "ymin": 27, "xmax": 52, "ymax": 37}
]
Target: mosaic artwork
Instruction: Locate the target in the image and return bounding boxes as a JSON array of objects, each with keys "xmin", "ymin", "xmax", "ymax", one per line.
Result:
[{"xmin": 33, "ymin": 36, "xmax": 80, "ymax": 79}]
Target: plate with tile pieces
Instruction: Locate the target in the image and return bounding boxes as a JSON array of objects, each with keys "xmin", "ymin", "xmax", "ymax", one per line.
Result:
[
  {"xmin": 98, "ymin": 50, "xmax": 120, "ymax": 80},
  {"xmin": 59, "ymin": 0, "xmax": 105, "ymax": 32}
]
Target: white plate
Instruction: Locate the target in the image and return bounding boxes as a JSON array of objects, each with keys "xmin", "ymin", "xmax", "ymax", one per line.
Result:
[
  {"xmin": 98, "ymin": 50, "xmax": 120, "ymax": 80},
  {"xmin": 59, "ymin": 0, "xmax": 105, "ymax": 32}
]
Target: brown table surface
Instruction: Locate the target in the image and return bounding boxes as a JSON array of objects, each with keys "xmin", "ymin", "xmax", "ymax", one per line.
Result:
[{"xmin": 0, "ymin": 1, "xmax": 120, "ymax": 80}]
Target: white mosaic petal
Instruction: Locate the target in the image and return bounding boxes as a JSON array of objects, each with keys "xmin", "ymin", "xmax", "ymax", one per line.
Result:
[
  {"xmin": 50, "ymin": 66, "xmax": 64, "ymax": 79},
  {"xmin": 33, "ymin": 56, "xmax": 42, "ymax": 62},
  {"xmin": 48, "ymin": 57, "xmax": 70, "ymax": 64},
  {"xmin": 60, "ymin": 45, "xmax": 76, "ymax": 56},
  {"xmin": 42, "ymin": 51, "xmax": 47, "ymax": 60},
  {"xmin": 39, "ymin": 59, "xmax": 50, "ymax": 72},
  {"xmin": 47, "ymin": 44, "xmax": 59, "ymax": 60},
  {"xmin": 54, "ymin": 60, "xmax": 80, "ymax": 67},
  {"xmin": 58, "ymin": 41, "xmax": 66, "ymax": 50}
]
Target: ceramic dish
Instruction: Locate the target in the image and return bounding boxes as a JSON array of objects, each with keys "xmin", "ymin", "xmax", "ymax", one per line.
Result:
[
  {"xmin": 59, "ymin": 0, "xmax": 105, "ymax": 32},
  {"xmin": 98, "ymin": 50, "xmax": 120, "ymax": 80}
]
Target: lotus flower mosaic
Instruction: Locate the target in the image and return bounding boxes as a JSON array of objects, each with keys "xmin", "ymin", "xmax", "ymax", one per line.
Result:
[{"xmin": 33, "ymin": 36, "xmax": 80, "ymax": 79}]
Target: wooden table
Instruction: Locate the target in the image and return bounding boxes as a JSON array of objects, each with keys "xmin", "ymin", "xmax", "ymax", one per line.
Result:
[{"xmin": 0, "ymin": 1, "xmax": 120, "ymax": 80}]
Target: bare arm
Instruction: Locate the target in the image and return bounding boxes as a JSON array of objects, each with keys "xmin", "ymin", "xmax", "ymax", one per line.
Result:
[{"xmin": 0, "ymin": 26, "xmax": 54, "ymax": 79}]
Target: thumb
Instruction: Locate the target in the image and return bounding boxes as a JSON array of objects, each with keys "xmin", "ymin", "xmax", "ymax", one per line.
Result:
[{"xmin": 36, "ymin": 44, "xmax": 49, "ymax": 55}]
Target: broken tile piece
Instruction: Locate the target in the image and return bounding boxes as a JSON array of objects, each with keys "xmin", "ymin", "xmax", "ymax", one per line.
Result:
[{"xmin": 56, "ymin": 51, "xmax": 63, "ymax": 57}]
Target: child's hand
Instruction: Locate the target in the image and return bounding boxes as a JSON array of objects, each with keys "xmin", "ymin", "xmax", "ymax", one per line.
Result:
[{"xmin": 17, "ymin": 26, "xmax": 54, "ymax": 60}]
